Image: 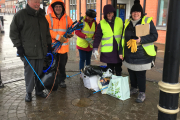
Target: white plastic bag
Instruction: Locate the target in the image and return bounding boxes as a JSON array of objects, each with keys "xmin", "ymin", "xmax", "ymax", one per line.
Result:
[
  {"xmin": 102, "ymin": 68, "xmax": 112, "ymax": 78},
  {"xmin": 107, "ymin": 75, "xmax": 130, "ymax": 100},
  {"xmin": 83, "ymin": 75, "xmax": 100, "ymax": 91}
]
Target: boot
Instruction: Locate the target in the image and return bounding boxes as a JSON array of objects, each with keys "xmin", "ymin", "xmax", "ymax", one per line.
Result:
[
  {"xmin": 25, "ymin": 93, "xmax": 32, "ymax": 102},
  {"xmin": 136, "ymin": 92, "xmax": 146, "ymax": 103},
  {"xmin": 0, "ymin": 80, "xmax": 4, "ymax": 88},
  {"xmin": 59, "ymin": 81, "xmax": 66, "ymax": 88},
  {"xmin": 130, "ymin": 87, "xmax": 138, "ymax": 95},
  {"xmin": 36, "ymin": 92, "xmax": 47, "ymax": 98}
]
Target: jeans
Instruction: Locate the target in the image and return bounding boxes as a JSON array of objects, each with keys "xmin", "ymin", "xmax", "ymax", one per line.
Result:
[{"xmin": 78, "ymin": 49, "xmax": 92, "ymax": 70}]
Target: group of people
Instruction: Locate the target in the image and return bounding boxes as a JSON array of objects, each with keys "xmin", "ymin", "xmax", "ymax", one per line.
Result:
[{"xmin": 9, "ymin": 0, "xmax": 158, "ymax": 103}]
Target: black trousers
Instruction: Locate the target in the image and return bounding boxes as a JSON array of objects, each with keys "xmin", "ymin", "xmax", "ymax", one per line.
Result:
[
  {"xmin": 56, "ymin": 53, "xmax": 68, "ymax": 83},
  {"xmin": 128, "ymin": 69, "xmax": 146, "ymax": 92},
  {"xmin": 107, "ymin": 62, "xmax": 122, "ymax": 76}
]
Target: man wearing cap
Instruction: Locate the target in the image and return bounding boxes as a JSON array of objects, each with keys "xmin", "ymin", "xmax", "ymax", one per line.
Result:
[
  {"xmin": 75, "ymin": 9, "xmax": 97, "ymax": 78},
  {"xmin": 46, "ymin": 0, "xmax": 73, "ymax": 88},
  {"xmin": 10, "ymin": 0, "xmax": 52, "ymax": 102}
]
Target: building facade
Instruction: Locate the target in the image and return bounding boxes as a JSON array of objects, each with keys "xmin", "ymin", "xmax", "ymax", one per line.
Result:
[
  {"xmin": 57, "ymin": 0, "xmax": 167, "ymax": 44},
  {"xmin": 5, "ymin": 0, "xmax": 18, "ymax": 14},
  {"xmin": 0, "ymin": 0, "xmax": 6, "ymax": 13}
]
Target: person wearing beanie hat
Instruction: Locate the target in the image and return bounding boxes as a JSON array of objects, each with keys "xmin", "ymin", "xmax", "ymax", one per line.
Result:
[
  {"xmin": 130, "ymin": 1, "xmax": 144, "ymax": 18},
  {"xmin": 46, "ymin": 0, "xmax": 74, "ymax": 88},
  {"xmin": 93, "ymin": 4, "xmax": 123, "ymax": 76},
  {"xmin": 119, "ymin": 1, "xmax": 158, "ymax": 103},
  {"xmin": 75, "ymin": 9, "xmax": 97, "ymax": 77}
]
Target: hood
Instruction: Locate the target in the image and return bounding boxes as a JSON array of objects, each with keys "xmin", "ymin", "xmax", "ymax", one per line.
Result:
[
  {"xmin": 47, "ymin": 0, "xmax": 65, "ymax": 15},
  {"xmin": 103, "ymin": 4, "xmax": 116, "ymax": 19}
]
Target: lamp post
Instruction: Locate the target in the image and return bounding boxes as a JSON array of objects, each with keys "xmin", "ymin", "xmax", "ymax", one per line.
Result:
[{"xmin": 157, "ymin": 0, "xmax": 180, "ymax": 119}]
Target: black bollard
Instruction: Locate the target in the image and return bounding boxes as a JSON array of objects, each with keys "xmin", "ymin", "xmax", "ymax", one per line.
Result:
[{"xmin": 157, "ymin": 0, "xmax": 180, "ymax": 119}]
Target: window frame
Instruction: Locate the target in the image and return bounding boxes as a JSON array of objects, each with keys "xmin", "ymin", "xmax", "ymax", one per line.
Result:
[
  {"xmin": 86, "ymin": 0, "xmax": 96, "ymax": 11},
  {"xmin": 69, "ymin": 0, "xmax": 77, "ymax": 20},
  {"xmin": 156, "ymin": 0, "xmax": 169, "ymax": 27}
]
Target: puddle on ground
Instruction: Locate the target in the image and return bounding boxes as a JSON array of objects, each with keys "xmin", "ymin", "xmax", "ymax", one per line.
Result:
[{"xmin": 72, "ymin": 98, "xmax": 94, "ymax": 107}]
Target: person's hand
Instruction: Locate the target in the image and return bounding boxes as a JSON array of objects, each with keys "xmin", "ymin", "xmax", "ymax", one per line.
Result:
[
  {"xmin": 85, "ymin": 36, "xmax": 87, "ymax": 39},
  {"xmin": 66, "ymin": 34, "xmax": 74, "ymax": 38},
  {"xmin": 59, "ymin": 35, "xmax": 67, "ymax": 43},
  {"xmin": 17, "ymin": 46, "xmax": 25, "ymax": 57},
  {"xmin": 119, "ymin": 55, "xmax": 123, "ymax": 60},
  {"xmin": 93, "ymin": 48, "xmax": 99, "ymax": 60},
  {"xmin": 136, "ymin": 37, "xmax": 141, "ymax": 43}
]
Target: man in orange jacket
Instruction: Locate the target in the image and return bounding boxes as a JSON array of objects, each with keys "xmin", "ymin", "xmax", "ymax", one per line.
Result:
[{"xmin": 46, "ymin": 0, "xmax": 73, "ymax": 88}]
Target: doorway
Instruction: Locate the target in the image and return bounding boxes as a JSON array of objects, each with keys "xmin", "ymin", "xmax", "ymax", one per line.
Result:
[{"xmin": 116, "ymin": 4, "xmax": 126, "ymax": 22}]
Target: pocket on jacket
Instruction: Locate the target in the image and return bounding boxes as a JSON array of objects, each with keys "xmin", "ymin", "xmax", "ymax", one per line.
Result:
[{"xmin": 24, "ymin": 47, "xmax": 37, "ymax": 57}]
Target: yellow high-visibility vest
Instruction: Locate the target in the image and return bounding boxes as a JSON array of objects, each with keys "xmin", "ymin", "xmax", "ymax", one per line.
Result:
[
  {"xmin": 77, "ymin": 16, "xmax": 95, "ymax": 48},
  {"xmin": 100, "ymin": 17, "xmax": 123, "ymax": 52},
  {"xmin": 121, "ymin": 16, "xmax": 156, "ymax": 57}
]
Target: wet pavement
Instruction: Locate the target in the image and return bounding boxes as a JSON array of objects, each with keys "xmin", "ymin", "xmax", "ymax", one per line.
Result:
[{"xmin": 0, "ymin": 14, "xmax": 180, "ymax": 120}]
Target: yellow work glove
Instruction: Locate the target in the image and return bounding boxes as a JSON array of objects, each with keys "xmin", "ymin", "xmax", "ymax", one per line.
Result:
[
  {"xmin": 131, "ymin": 39, "xmax": 137, "ymax": 53},
  {"xmin": 59, "ymin": 35, "xmax": 67, "ymax": 43},
  {"xmin": 127, "ymin": 39, "xmax": 132, "ymax": 49}
]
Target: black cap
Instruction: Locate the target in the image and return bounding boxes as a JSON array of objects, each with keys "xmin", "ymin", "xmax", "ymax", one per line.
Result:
[{"xmin": 86, "ymin": 9, "xmax": 96, "ymax": 18}]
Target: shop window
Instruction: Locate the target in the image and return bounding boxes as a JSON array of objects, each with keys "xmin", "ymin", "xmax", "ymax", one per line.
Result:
[
  {"xmin": 157, "ymin": 0, "xmax": 169, "ymax": 27},
  {"xmin": 70, "ymin": 0, "xmax": 77, "ymax": 20},
  {"xmin": 86, "ymin": 0, "xmax": 96, "ymax": 11}
]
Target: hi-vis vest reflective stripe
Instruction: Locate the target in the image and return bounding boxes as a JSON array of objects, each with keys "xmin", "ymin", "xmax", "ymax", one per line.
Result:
[
  {"xmin": 77, "ymin": 16, "xmax": 95, "ymax": 48},
  {"xmin": 121, "ymin": 16, "xmax": 156, "ymax": 57},
  {"xmin": 100, "ymin": 17, "xmax": 123, "ymax": 53},
  {"xmin": 49, "ymin": 13, "xmax": 68, "ymax": 46}
]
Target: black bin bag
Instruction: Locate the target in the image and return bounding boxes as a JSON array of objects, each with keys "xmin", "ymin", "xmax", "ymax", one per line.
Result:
[
  {"xmin": 83, "ymin": 65, "xmax": 108, "ymax": 77},
  {"xmin": 39, "ymin": 53, "xmax": 58, "ymax": 91}
]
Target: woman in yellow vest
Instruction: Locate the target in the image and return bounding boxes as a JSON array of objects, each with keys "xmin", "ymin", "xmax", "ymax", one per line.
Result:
[
  {"xmin": 75, "ymin": 9, "xmax": 97, "ymax": 78},
  {"xmin": 119, "ymin": 1, "xmax": 158, "ymax": 103},
  {"xmin": 93, "ymin": 4, "xmax": 123, "ymax": 76}
]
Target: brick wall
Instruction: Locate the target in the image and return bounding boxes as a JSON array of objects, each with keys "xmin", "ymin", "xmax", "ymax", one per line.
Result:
[
  {"xmin": 65, "ymin": 0, "xmax": 166, "ymax": 44},
  {"xmin": 140, "ymin": 0, "xmax": 166, "ymax": 44}
]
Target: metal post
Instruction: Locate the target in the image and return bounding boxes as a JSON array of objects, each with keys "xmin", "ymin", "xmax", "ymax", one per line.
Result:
[
  {"xmin": 100, "ymin": 0, "xmax": 102, "ymax": 20},
  {"xmin": 111, "ymin": 0, "xmax": 117, "ymax": 9},
  {"xmin": 143, "ymin": 0, "xmax": 146, "ymax": 14},
  {"xmin": 157, "ymin": 0, "xmax": 180, "ymax": 119},
  {"xmin": 79, "ymin": 0, "xmax": 81, "ymax": 19}
]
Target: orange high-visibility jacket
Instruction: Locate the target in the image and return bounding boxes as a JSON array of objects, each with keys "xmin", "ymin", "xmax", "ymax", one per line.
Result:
[{"xmin": 46, "ymin": 0, "xmax": 73, "ymax": 54}]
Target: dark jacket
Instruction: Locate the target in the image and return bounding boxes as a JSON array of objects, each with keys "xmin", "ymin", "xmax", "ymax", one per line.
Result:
[
  {"xmin": 10, "ymin": 4, "xmax": 52, "ymax": 59},
  {"xmin": 93, "ymin": 4, "xmax": 123, "ymax": 63},
  {"xmin": 119, "ymin": 19, "xmax": 158, "ymax": 64}
]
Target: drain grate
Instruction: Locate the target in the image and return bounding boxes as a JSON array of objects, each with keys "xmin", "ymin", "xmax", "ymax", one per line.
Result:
[{"xmin": 72, "ymin": 98, "xmax": 94, "ymax": 107}]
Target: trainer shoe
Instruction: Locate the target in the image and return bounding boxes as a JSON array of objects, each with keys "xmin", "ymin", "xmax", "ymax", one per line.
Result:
[{"xmin": 136, "ymin": 92, "xmax": 146, "ymax": 103}]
